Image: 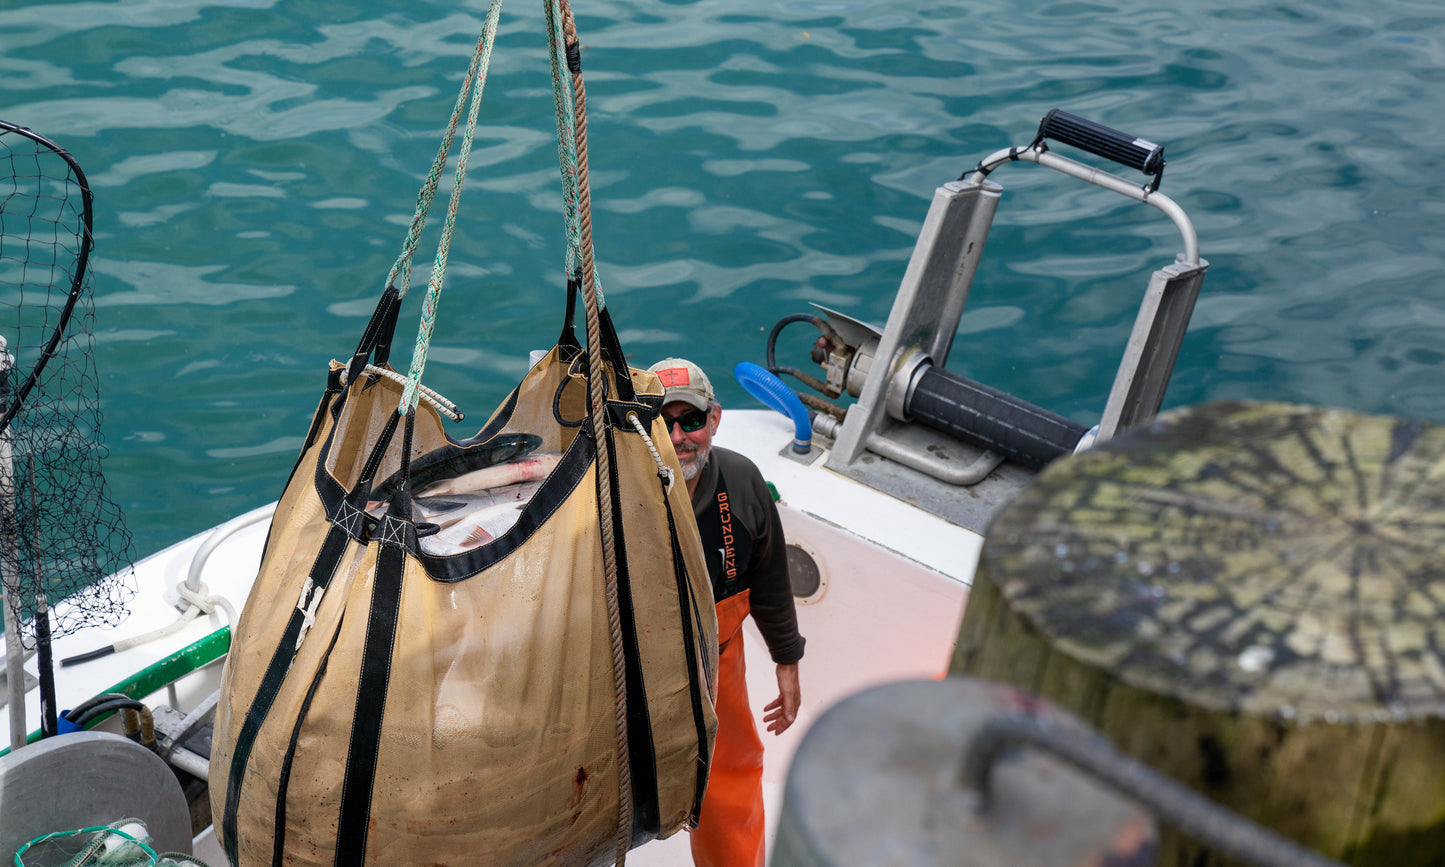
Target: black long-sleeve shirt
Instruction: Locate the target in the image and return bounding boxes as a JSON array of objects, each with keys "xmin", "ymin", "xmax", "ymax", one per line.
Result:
[{"xmin": 689, "ymin": 446, "xmax": 805, "ymax": 665}]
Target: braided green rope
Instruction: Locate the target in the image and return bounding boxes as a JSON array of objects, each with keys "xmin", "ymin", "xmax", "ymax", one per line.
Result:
[
  {"xmin": 384, "ymin": 1, "xmax": 503, "ymax": 301},
  {"xmin": 544, "ymin": 0, "xmax": 604, "ymax": 306},
  {"xmin": 398, "ymin": 0, "xmax": 504, "ymax": 414},
  {"xmin": 544, "ymin": 15, "xmax": 582, "ymax": 279}
]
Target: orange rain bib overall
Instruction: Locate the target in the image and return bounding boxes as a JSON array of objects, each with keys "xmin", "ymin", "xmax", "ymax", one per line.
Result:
[{"xmin": 690, "ymin": 589, "xmax": 765, "ymax": 867}]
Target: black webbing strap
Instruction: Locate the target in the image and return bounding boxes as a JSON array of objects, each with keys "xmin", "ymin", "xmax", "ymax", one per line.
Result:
[
  {"xmin": 660, "ymin": 484, "xmax": 712, "ymax": 824},
  {"xmin": 222, "ymin": 521, "xmax": 354, "ymax": 866},
  {"xmin": 333, "ymin": 526, "xmax": 407, "ymax": 864},
  {"xmin": 562, "ymin": 272, "xmax": 636, "ymax": 404},
  {"xmin": 313, "ymin": 407, "xmax": 403, "ymax": 540},
  {"xmin": 346, "ymin": 283, "xmax": 403, "ymax": 385},
  {"xmin": 271, "ymin": 613, "xmax": 347, "ymax": 866},
  {"xmin": 370, "ymin": 285, "xmax": 403, "ymax": 369},
  {"xmin": 602, "ymin": 422, "xmax": 661, "ymax": 843},
  {"xmin": 272, "ymin": 365, "xmax": 348, "ymax": 517},
  {"xmin": 223, "ymin": 403, "xmax": 403, "ymax": 865},
  {"xmin": 598, "ymin": 306, "xmax": 635, "ymax": 403},
  {"xmin": 334, "ymin": 412, "xmax": 415, "ymax": 863},
  {"xmin": 559, "ymin": 274, "xmax": 581, "ymax": 351}
]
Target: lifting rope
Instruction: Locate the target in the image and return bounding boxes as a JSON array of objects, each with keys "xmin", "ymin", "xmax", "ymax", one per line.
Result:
[
  {"xmin": 394, "ymin": 0, "xmax": 502, "ymax": 415},
  {"xmin": 373, "ymin": 0, "xmax": 635, "ymax": 860},
  {"xmin": 545, "ymin": 0, "xmax": 633, "ymax": 859}
]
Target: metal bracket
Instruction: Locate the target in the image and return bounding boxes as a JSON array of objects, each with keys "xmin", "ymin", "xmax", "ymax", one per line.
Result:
[{"xmin": 0, "ymin": 665, "xmax": 36, "ymax": 709}]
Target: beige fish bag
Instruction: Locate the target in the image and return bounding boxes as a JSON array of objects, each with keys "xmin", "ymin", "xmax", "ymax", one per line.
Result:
[{"xmin": 208, "ymin": 3, "xmax": 718, "ymax": 864}]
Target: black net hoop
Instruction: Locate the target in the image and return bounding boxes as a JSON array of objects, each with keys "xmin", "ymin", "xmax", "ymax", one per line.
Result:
[{"xmin": 0, "ymin": 120, "xmax": 136, "ymax": 651}]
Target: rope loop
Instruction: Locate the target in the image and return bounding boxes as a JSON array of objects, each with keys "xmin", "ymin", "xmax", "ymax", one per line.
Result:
[
  {"xmin": 175, "ymin": 580, "xmax": 240, "ymax": 629},
  {"xmin": 341, "ymin": 363, "xmax": 463, "ymax": 421},
  {"xmin": 628, "ymin": 411, "xmax": 676, "ymax": 493},
  {"xmin": 383, "ymin": 0, "xmax": 505, "ymax": 302}
]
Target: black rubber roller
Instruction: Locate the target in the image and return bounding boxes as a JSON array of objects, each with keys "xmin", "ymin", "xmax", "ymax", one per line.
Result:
[{"xmin": 907, "ymin": 365, "xmax": 1088, "ymax": 471}]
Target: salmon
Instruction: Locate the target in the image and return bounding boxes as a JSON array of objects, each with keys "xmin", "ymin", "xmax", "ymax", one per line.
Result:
[{"xmin": 414, "ymin": 453, "xmax": 561, "ymax": 499}]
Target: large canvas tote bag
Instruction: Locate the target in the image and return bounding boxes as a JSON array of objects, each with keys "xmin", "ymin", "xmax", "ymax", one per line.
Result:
[{"xmin": 207, "ymin": 3, "xmax": 718, "ymax": 863}]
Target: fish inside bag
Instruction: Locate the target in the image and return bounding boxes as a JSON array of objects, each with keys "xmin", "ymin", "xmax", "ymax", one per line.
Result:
[{"xmin": 367, "ymin": 448, "xmax": 564, "ymax": 553}]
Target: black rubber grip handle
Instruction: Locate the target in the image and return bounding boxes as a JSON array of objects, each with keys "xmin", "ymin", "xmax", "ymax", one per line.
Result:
[{"xmin": 1037, "ymin": 109, "xmax": 1165, "ymax": 176}]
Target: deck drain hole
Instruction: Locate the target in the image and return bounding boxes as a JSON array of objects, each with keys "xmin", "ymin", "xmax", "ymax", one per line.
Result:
[{"xmin": 786, "ymin": 543, "xmax": 822, "ymax": 598}]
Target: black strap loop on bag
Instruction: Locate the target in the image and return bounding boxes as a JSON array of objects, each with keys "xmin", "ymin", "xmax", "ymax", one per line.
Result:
[
  {"xmin": 558, "ymin": 271, "xmax": 581, "ymax": 352},
  {"xmin": 600, "ymin": 422, "xmax": 662, "ymax": 841},
  {"xmin": 661, "ymin": 487, "xmax": 713, "ymax": 824},
  {"xmin": 222, "ymin": 514, "xmax": 354, "ymax": 865},
  {"xmin": 277, "ymin": 284, "xmax": 405, "ymax": 497},
  {"xmin": 563, "ymin": 271, "xmax": 636, "ymax": 405},
  {"xmin": 346, "ymin": 282, "xmax": 404, "ymax": 386}
]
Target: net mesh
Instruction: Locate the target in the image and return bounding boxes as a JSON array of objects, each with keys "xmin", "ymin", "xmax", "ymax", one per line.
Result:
[{"xmin": 0, "ymin": 121, "xmax": 135, "ymax": 651}]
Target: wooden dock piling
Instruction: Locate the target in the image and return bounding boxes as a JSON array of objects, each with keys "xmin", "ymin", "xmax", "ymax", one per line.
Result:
[{"xmin": 951, "ymin": 401, "xmax": 1445, "ymax": 866}]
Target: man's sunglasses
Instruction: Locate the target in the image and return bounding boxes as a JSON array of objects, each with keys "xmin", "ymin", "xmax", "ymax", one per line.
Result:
[{"xmin": 664, "ymin": 409, "xmax": 709, "ymax": 433}]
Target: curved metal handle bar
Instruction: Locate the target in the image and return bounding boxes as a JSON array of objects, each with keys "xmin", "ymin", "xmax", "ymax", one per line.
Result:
[
  {"xmin": 0, "ymin": 121, "xmax": 94, "ymax": 438},
  {"xmin": 963, "ymin": 715, "xmax": 1345, "ymax": 867},
  {"xmin": 964, "ymin": 144, "xmax": 1200, "ymax": 267},
  {"xmin": 182, "ymin": 501, "xmax": 278, "ymax": 601}
]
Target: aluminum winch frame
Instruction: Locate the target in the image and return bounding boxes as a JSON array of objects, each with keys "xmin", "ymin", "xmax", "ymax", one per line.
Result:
[{"xmin": 814, "ymin": 111, "xmax": 1208, "ymax": 533}]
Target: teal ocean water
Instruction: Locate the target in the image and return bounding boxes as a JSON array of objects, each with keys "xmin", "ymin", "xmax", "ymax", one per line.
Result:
[{"xmin": 2, "ymin": 0, "xmax": 1443, "ymax": 558}]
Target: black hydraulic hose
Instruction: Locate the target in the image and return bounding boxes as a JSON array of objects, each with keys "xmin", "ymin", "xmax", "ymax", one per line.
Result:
[
  {"xmin": 68, "ymin": 696, "xmax": 147, "ymax": 728},
  {"xmin": 965, "ymin": 715, "xmax": 1346, "ymax": 867},
  {"xmin": 61, "ymin": 644, "xmax": 116, "ymax": 666},
  {"xmin": 765, "ymin": 313, "xmax": 816, "ymax": 374},
  {"xmin": 65, "ymin": 691, "xmax": 133, "ymax": 719},
  {"xmin": 765, "ymin": 313, "xmax": 845, "ymax": 398}
]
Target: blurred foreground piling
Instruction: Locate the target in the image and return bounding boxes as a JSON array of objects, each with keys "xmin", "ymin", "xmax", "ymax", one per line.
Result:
[{"xmin": 952, "ymin": 401, "xmax": 1445, "ymax": 866}]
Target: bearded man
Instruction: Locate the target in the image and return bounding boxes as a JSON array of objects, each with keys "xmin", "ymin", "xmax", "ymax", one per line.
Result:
[{"xmin": 646, "ymin": 357, "xmax": 805, "ymax": 867}]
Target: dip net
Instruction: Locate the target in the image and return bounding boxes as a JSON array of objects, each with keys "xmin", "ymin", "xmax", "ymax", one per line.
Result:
[{"xmin": 0, "ymin": 120, "xmax": 135, "ymax": 653}]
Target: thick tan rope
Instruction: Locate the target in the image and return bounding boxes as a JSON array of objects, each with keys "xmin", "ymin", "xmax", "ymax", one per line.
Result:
[{"xmin": 552, "ymin": 1, "xmax": 633, "ymax": 862}]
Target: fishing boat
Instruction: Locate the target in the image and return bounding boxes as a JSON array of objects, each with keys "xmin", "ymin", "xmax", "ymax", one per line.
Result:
[{"xmin": 0, "ymin": 108, "xmax": 1203, "ymax": 865}]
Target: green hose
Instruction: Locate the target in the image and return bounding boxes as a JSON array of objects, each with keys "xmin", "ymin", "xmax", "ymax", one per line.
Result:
[{"xmin": 0, "ymin": 627, "xmax": 230, "ymax": 757}]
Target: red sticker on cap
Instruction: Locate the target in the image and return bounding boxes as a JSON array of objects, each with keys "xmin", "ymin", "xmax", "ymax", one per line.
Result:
[{"xmin": 656, "ymin": 367, "xmax": 690, "ymax": 387}]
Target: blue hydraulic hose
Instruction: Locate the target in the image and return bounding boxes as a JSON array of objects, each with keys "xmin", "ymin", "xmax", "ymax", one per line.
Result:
[{"xmin": 735, "ymin": 362, "xmax": 812, "ymax": 454}]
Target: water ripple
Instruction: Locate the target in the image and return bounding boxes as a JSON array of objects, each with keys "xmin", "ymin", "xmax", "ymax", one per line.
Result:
[{"xmin": 3, "ymin": 0, "xmax": 1444, "ymax": 553}]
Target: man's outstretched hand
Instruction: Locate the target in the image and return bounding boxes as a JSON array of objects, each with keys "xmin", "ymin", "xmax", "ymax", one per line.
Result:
[{"xmin": 763, "ymin": 662, "xmax": 801, "ymax": 735}]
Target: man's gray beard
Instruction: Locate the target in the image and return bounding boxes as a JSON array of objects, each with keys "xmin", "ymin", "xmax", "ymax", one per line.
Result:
[{"xmin": 679, "ymin": 443, "xmax": 711, "ymax": 481}]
